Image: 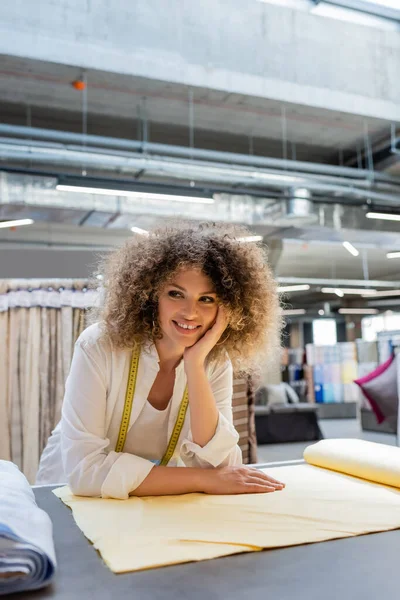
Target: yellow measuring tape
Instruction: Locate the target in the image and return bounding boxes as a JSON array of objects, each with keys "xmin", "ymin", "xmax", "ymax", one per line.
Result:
[{"xmin": 115, "ymin": 345, "xmax": 189, "ymax": 466}]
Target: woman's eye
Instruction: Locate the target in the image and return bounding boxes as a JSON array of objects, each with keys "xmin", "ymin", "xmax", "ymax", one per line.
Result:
[
  {"xmin": 200, "ymin": 296, "xmax": 215, "ymax": 303},
  {"xmin": 168, "ymin": 290, "xmax": 182, "ymax": 298}
]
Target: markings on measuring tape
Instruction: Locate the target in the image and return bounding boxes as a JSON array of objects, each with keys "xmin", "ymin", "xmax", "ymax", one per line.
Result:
[
  {"xmin": 160, "ymin": 388, "xmax": 188, "ymax": 466},
  {"xmin": 115, "ymin": 345, "xmax": 189, "ymax": 465},
  {"xmin": 115, "ymin": 345, "xmax": 140, "ymax": 453}
]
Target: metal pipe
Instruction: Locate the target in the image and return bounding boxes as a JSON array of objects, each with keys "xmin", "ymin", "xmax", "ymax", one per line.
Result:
[
  {"xmin": 2, "ymin": 141, "xmax": 400, "ymax": 206},
  {"xmin": 0, "ymin": 139, "xmax": 400, "ymax": 200},
  {"xmin": 2, "ymin": 136, "xmax": 376, "ymax": 188},
  {"xmin": 1, "ymin": 123, "xmax": 399, "ymax": 184}
]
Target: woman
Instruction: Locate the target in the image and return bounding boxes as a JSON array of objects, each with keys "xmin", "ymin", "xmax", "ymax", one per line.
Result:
[{"xmin": 36, "ymin": 222, "xmax": 284, "ymax": 499}]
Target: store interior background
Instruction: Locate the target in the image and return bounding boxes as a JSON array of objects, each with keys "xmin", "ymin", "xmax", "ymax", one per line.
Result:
[{"xmin": 1, "ymin": 0, "xmax": 400, "ymax": 474}]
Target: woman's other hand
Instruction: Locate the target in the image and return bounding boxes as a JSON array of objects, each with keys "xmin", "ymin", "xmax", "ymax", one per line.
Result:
[{"xmin": 200, "ymin": 466, "xmax": 286, "ymax": 495}]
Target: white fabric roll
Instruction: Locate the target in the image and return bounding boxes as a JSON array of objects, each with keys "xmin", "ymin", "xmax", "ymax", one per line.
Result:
[{"xmin": 0, "ymin": 461, "xmax": 56, "ymax": 595}]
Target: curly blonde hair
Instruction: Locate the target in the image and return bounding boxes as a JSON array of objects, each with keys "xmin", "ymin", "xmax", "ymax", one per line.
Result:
[{"xmin": 92, "ymin": 222, "xmax": 282, "ymax": 373}]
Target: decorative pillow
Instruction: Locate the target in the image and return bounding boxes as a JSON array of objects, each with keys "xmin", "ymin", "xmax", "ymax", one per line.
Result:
[
  {"xmin": 354, "ymin": 354, "xmax": 398, "ymax": 424},
  {"xmin": 255, "ymin": 383, "xmax": 299, "ymax": 406}
]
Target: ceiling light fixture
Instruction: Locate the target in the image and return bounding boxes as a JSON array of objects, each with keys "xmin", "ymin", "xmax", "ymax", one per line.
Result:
[
  {"xmin": 236, "ymin": 235, "xmax": 263, "ymax": 243},
  {"xmin": 342, "ymin": 241, "xmax": 359, "ymax": 257},
  {"xmin": 338, "ymin": 308, "xmax": 378, "ymax": 315},
  {"xmin": 321, "ymin": 287, "xmax": 377, "ymax": 295},
  {"xmin": 131, "ymin": 226, "xmax": 149, "ymax": 236},
  {"xmin": 387, "ymin": 251, "xmax": 400, "ymax": 259},
  {"xmin": 318, "ymin": 309, "xmax": 325, "ymax": 316},
  {"xmin": 282, "ymin": 309, "xmax": 306, "ymax": 316},
  {"xmin": 366, "ymin": 212, "xmax": 400, "ymax": 222},
  {"xmin": 334, "ymin": 288, "xmax": 344, "ymax": 297},
  {"xmin": 278, "ymin": 284, "xmax": 311, "ymax": 293},
  {"xmin": 363, "ymin": 289, "xmax": 400, "ymax": 298},
  {"xmin": 56, "ymin": 184, "xmax": 215, "ymax": 205},
  {"xmin": 0, "ymin": 218, "xmax": 34, "ymax": 229}
]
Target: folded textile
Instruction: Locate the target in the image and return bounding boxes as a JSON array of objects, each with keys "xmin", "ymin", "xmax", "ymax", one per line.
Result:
[{"xmin": 0, "ymin": 461, "xmax": 56, "ymax": 596}]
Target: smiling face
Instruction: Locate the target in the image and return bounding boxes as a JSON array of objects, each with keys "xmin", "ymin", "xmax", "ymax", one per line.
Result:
[{"xmin": 157, "ymin": 267, "xmax": 219, "ymax": 351}]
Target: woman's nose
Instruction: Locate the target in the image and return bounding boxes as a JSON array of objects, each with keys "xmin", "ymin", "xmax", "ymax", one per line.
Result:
[{"xmin": 181, "ymin": 298, "xmax": 198, "ymax": 319}]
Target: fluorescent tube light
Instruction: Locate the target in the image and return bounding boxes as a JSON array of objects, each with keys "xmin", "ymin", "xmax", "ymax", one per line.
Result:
[
  {"xmin": 338, "ymin": 308, "xmax": 378, "ymax": 315},
  {"xmin": 56, "ymin": 184, "xmax": 214, "ymax": 204},
  {"xmin": 321, "ymin": 287, "xmax": 377, "ymax": 295},
  {"xmin": 0, "ymin": 218, "xmax": 34, "ymax": 229},
  {"xmin": 278, "ymin": 284, "xmax": 310, "ymax": 293},
  {"xmin": 248, "ymin": 172, "xmax": 303, "ymax": 183},
  {"xmin": 282, "ymin": 309, "xmax": 306, "ymax": 316},
  {"xmin": 366, "ymin": 212, "xmax": 400, "ymax": 222},
  {"xmin": 334, "ymin": 288, "xmax": 344, "ymax": 297},
  {"xmin": 131, "ymin": 227, "xmax": 149, "ymax": 236},
  {"xmin": 362, "ymin": 289, "xmax": 400, "ymax": 298},
  {"xmin": 387, "ymin": 251, "xmax": 400, "ymax": 259},
  {"xmin": 342, "ymin": 241, "xmax": 359, "ymax": 257},
  {"xmin": 236, "ymin": 235, "xmax": 263, "ymax": 243}
]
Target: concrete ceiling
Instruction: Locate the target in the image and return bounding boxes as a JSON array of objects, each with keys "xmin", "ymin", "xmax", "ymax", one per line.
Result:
[{"xmin": 0, "ymin": 55, "xmax": 394, "ymax": 165}]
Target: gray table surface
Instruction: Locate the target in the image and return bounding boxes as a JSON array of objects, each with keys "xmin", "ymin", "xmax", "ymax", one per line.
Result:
[{"xmin": 18, "ymin": 461, "xmax": 400, "ymax": 600}]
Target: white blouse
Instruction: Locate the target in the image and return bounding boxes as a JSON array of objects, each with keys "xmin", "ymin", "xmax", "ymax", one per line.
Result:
[
  {"xmin": 36, "ymin": 323, "xmax": 242, "ymax": 499},
  {"xmin": 124, "ymin": 400, "xmax": 171, "ymax": 463}
]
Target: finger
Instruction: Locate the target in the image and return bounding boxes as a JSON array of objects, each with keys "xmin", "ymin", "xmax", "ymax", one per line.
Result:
[
  {"xmin": 243, "ymin": 483, "xmax": 277, "ymax": 494},
  {"xmin": 246, "ymin": 469, "xmax": 285, "ymax": 486},
  {"xmin": 247, "ymin": 474, "xmax": 284, "ymax": 489},
  {"xmin": 215, "ymin": 305, "xmax": 228, "ymax": 329},
  {"xmin": 205, "ymin": 310, "xmax": 225, "ymax": 337}
]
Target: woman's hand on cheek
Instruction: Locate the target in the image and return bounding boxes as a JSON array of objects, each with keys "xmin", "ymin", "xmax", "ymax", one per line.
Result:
[{"xmin": 183, "ymin": 306, "xmax": 228, "ymax": 371}]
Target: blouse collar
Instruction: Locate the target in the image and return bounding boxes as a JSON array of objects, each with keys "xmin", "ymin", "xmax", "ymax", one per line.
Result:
[{"xmin": 141, "ymin": 340, "xmax": 184, "ymax": 372}]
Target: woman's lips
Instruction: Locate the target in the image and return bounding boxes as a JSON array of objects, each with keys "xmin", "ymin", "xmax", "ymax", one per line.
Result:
[{"xmin": 172, "ymin": 320, "xmax": 201, "ymax": 334}]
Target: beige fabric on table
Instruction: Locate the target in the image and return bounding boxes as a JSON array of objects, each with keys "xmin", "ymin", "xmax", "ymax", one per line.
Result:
[{"xmin": 54, "ymin": 439, "xmax": 400, "ymax": 573}]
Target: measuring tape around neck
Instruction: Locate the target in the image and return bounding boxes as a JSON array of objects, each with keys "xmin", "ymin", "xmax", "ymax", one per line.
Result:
[{"xmin": 115, "ymin": 345, "xmax": 189, "ymax": 466}]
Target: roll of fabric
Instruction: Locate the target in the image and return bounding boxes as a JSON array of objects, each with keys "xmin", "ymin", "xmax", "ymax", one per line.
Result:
[
  {"xmin": 0, "ymin": 461, "xmax": 56, "ymax": 596},
  {"xmin": 304, "ymin": 438, "xmax": 400, "ymax": 488}
]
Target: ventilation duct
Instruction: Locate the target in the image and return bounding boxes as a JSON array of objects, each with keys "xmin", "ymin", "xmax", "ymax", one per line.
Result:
[{"xmin": 275, "ymin": 188, "xmax": 318, "ymax": 226}]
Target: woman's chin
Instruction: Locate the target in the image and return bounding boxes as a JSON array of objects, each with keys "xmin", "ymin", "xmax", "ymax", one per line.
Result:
[
  {"xmin": 173, "ymin": 334, "xmax": 198, "ymax": 348},
  {"xmin": 161, "ymin": 329, "xmax": 200, "ymax": 348}
]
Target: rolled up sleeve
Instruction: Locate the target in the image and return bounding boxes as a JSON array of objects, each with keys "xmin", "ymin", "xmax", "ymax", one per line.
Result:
[
  {"xmin": 61, "ymin": 340, "xmax": 155, "ymax": 500},
  {"xmin": 179, "ymin": 359, "xmax": 243, "ymax": 468}
]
